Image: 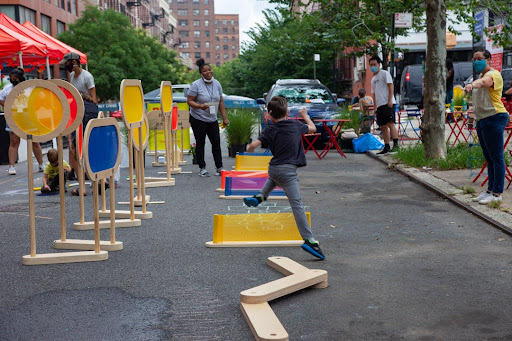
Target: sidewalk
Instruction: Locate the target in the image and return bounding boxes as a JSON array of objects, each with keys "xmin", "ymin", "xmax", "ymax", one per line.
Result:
[{"xmin": 371, "ymin": 151, "xmax": 512, "ymax": 234}]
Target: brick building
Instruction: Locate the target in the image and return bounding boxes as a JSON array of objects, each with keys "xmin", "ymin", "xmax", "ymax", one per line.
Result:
[{"xmin": 169, "ymin": 0, "xmax": 239, "ymax": 68}]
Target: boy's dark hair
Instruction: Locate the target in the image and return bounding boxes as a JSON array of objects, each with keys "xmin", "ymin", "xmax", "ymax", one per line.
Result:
[
  {"xmin": 267, "ymin": 96, "xmax": 288, "ymax": 120},
  {"xmin": 47, "ymin": 149, "xmax": 58, "ymax": 164},
  {"xmin": 369, "ymin": 56, "xmax": 382, "ymax": 64},
  {"xmin": 475, "ymin": 48, "xmax": 492, "ymax": 60},
  {"xmin": 10, "ymin": 67, "xmax": 25, "ymax": 82}
]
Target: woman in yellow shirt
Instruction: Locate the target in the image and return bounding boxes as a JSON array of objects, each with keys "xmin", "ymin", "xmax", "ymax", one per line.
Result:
[{"xmin": 464, "ymin": 49, "xmax": 509, "ymax": 204}]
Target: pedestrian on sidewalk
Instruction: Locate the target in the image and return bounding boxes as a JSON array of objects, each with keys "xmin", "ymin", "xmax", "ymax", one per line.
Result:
[
  {"xmin": 0, "ymin": 68, "xmax": 44, "ymax": 175},
  {"xmin": 243, "ymin": 97, "xmax": 325, "ymax": 260},
  {"xmin": 369, "ymin": 56, "xmax": 399, "ymax": 154},
  {"xmin": 465, "ymin": 48, "xmax": 509, "ymax": 204}
]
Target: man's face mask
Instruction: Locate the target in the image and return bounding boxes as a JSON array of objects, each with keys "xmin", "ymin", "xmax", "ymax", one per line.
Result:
[{"xmin": 65, "ymin": 62, "xmax": 74, "ymax": 72}]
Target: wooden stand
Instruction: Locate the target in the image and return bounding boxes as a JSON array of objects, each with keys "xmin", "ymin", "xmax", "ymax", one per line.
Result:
[{"xmin": 240, "ymin": 257, "xmax": 328, "ymax": 341}]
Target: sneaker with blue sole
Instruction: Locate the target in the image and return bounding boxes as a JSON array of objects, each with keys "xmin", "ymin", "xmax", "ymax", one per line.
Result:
[
  {"xmin": 301, "ymin": 239, "xmax": 326, "ymax": 260},
  {"xmin": 243, "ymin": 196, "xmax": 261, "ymax": 207}
]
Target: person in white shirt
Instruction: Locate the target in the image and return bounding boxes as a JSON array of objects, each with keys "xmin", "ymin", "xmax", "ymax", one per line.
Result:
[
  {"xmin": 369, "ymin": 56, "xmax": 399, "ymax": 154},
  {"xmin": 0, "ymin": 68, "xmax": 44, "ymax": 175}
]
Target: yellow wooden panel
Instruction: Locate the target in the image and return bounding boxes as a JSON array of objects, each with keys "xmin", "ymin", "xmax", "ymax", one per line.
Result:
[
  {"xmin": 211, "ymin": 212, "xmax": 310, "ymax": 243},
  {"xmin": 235, "ymin": 155, "xmax": 273, "ymax": 171}
]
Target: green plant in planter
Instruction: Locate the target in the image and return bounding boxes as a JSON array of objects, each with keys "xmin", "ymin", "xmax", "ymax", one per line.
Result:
[
  {"xmin": 331, "ymin": 107, "xmax": 362, "ymax": 132},
  {"xmin": 224, "ymin": 109, "xmax": 257, "ymax": 146}
]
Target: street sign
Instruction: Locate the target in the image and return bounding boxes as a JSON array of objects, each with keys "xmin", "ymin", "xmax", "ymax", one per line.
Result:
[
  {"xmin": 314, "ymin": 54, "xmax": 320, "ymax": 62},
  {"xmin": 395, "ymin": 13, "xmax": 412, "ymax": 28}
]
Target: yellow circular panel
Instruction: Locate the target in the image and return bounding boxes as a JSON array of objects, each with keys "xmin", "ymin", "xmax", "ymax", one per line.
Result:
[
  {"xmin": 161, "ymin": 85, "xmax": 173, "ymax": 113},
  {"xmin": 12, "ymin": 86, "xmax": 63, "ymax": 136},
  {"xmin": 122, "ymin": 86, "xmax": 143, "ymax": 125},
  {"xmin": 132, "ymin": 114, "xmax": 149, "ymax": 151}
]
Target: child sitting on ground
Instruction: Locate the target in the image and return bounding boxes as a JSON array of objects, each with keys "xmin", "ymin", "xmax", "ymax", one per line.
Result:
[
  {"xmin": 41, "ymin": 149, "xmax": 71, "ymax": 194},
  {"xmin": 243, "ymin": 96, "xmax": 326, "ymax": 260}
]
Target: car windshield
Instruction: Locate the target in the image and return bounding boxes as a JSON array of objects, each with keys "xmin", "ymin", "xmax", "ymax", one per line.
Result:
[{"xmin": 272, "ymin": 85, "xmax": 334, "ymax": 104}]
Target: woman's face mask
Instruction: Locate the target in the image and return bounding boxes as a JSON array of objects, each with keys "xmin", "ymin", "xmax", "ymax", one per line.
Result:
[{"xmin": 473, "ymin": 59, "xmax": 487, "ymax": 73}]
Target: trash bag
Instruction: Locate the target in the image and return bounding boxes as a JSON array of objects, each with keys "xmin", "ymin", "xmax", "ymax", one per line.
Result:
[{"xmin": 352, "ymin": 133, "xmax": 384, "ymax": 153}]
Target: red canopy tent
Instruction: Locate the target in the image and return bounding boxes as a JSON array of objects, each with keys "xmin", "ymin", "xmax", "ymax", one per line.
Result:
[
  {"xmin": 0, "ymin": 24, "xmax": 48, "ymax": 68},
  {"xmin": 22, "ymin": 21, "xmax": 87, "ymax": 65},
  {"xmin": 0, "ymin": 14, "xmax": 63, "ymax": 66}
]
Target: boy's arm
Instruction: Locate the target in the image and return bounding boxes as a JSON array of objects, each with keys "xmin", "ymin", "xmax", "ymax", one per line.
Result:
[
  {"xmin": 246, "ymin": 139, "xmax": 262, "ymax": 152},
  {"xmin": 42, "ymin": 174, "xmax": 50, "ymax": 189},
  {"xmin": 299, "ymin": 109, "xmax": 316, "ymax": 133}
]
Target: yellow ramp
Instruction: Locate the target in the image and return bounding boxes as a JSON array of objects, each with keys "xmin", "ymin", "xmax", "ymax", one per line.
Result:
[
  {"xmin": 206, "ymin": 212, "xmax": 310, "ymax": 247},
  {"xmin": 235, "ymin": 155, "xmax": 272, "ymax": 170}
]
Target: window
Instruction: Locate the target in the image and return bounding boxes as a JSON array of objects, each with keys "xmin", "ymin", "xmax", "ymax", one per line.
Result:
[
  {"xmin": 222, "ymin": 19, "xmax": 227, "ymax": 25},
  {"xmin": 177, "ymin": 9, "xmax": 188, "ymax": 16},
  {"xmin": 223, "ymin": 37, "xmax": 227, "ymax": 42},
  {"xmin": 215, "ymin": 36, "xmax": 219, "ymax": 41},
  {"xmin": 182, "ymin": 52, "xmax": 190, "ymax": 58},
  {"xmin": 179, "ymin": 31, "xmax": 189, "ymax": 37},
  {"xmin": 232, "ymin": 36, "xmax": 235, "ymax": 41},
  {"xmin": 61, "ymin": 0, "xmax": 65, "ymax": 9},
  {"xmin": 0, "ymin": 6, "xmax": 15, "ymax": 19},
  {"xmin": 192, "ymin": 0, "xmax": 198, "ymax": 2},
  {"xmin": 193, "ymin": 9, "xmax": 199, "ymax": 16},
  {"xmin": 19, "ymin": 6, "xmax": 36, "ymax": 25},
  {"xmin": 215, "ymin": 28, "xmax": 219, "ymax": 33},
  {"xmin": 222, "ymin": 28, "xmax": 227, "ymax": 33},
  {"xmin": 206, "ymin": 52, "xmax": 210, "ymax": 58},
  {"xmin": 223, "ymin": 54, "xmax": 229, "ymax": 59},
  {"xmin": 178, "ymin": 20, "xmax": 188, "ymax": 26},
  {"xmin": 232, "ymin": 45, "xmax": 236, "ymax": 50},
  {"xmin": 205, "ymin": 20, "xmax": 209, "ymax": 27},
  {"xmin": 233, "ymin": 54, "xmax": 236, "ymax": 58},
  {"xmin": 232, "ymin": 28, "xmax": 236, "ymax": 33},
  {"xmin": 216, "ymin": 54, "xmax": 220, "ymax": 59},
  {"xmin": 195, "ymin": 52, "xmax": 201, "ymax": 59},
  {"xmin": 180, "ymin": 41, "xmax": 189, "ymax": 48},
  {"xmin": 204, "ymin": 0, "xmax": 209, "ymax": 4},
  {"xmin": 193, "ymin": 30, "xmax": 200, "ymax": 37},
  {"xmin": 215, "ymin": 19, "xmax": 218, "ymax": 25},
  {"xmin": 72, "ymin": 0, "xmax": 77, "ymax": 15},
  {"xmin": 41, "ymin": 14, "xmax": 51, "ymax": 34},
  {"xmin": 67, "ymin": 0, "xmax": 71, "ymax": 13},
  {"xmin": 223, "ymin": 45, "xmax": 228, "ymax": 50},
  {"xmin": 205, "ymin": 30, "xmax": 209, "ymax": 37},
  {"xmin": 193, "ymin": 20, "xmax": 200, "ymax": 26},
  {"xmin": 231, "ymin": 19, "xmax": 235, "ymax": 25},
  {"xmin": 57, "ymin": 20, "xmax": 65, "ymax": 35},
  {"xmin": 177, "ymin": 0, "xmax": 186, "ymax": 2},
  {"xmin": 204, "ymin": 9, "xmax": 209, "ymax": 15},
  {"xmin": 215, "ymin": 45, "xmax": 220, "ymax": 50},
  {"xmin": 194, "ymin": 42, "xmax": 200, "ymax": 48},
  {"xmin": 55, "ymin": 0, "xmax": 59, "ymax": 5},
  {"xmin": 216, "ymin": 62, "xmax": 220, "ymax": 67},
  {"xmin": 205, "ymin": 42, "xmax": 210, "ymax": 48}
]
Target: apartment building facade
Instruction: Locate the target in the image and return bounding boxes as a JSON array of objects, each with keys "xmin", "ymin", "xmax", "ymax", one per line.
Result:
[{"xmin": 169, "ymin": 0, "xmax": 239, "ymax": 67}]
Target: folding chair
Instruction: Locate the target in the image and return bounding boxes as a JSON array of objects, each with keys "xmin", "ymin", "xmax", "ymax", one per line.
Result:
[{"xmin": 302, "ymin": 133, "xmax": 322, "ymax": 159}]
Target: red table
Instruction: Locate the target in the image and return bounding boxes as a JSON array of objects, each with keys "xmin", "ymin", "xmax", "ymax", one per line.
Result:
[
  {"xmin": 445, "ymin": 111, "xmax": 468, "ymax": 146},
  {"xmin": 286, "ymin": 116, "xmax": 323, "ymax": 159},
  {"xmin": 314, "ymin": 119, "xmax": 351, "ymax": 159},
  {"xmin": 472, "ymin": 125, "xmax": 512, "ymax": 189}
]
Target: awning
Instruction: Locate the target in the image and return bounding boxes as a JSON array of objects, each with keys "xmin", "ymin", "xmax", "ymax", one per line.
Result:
[
  {"xmin": 22, "ymin": 21, "xmax": 87, "ymax": 64},
  {"xmin": 0, "ymin": 24, "xmax": 48, "ymax": 67},
  {"xmin": 0, "ymin": 13, "xmax": 62, "ymax": 64}
]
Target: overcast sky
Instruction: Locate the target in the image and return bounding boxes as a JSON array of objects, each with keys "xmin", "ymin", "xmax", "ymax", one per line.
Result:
[{"xmin": 214, "ymin": 0, "xmax": 279, "ymax": 47}]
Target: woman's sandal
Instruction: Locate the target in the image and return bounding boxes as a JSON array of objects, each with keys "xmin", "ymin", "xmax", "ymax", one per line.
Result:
[{"xmin": 71, "ymin": 189, "xmax": 87, "ymax": 196}]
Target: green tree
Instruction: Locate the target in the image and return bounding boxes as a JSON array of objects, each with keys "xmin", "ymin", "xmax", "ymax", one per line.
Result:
[{"xmin": 59, "ymin": 6, "xmax": 188, "ymax": 101}]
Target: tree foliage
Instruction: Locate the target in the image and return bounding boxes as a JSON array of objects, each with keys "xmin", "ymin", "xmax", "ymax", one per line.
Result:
[
  {"xmin": 214, "ymin": 9, "xmax": 335, "ymax": 99},
  {"xmin": 58, "ymin": 6, "xmax": 188, "ymax": 101}
]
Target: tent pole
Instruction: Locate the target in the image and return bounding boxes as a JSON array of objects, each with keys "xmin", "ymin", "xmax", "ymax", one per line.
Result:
[
  {"xmin": 46, "ymin": 57, "xmax": 51, "ymax": 80},
  {"xmin": 19, "ymin": 52, "xmax": 23, "ymax": 69}
]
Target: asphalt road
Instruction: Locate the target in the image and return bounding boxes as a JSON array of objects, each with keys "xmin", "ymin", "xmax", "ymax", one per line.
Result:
[{"xmin": 1, "ymin": 146, "xmax": 512, "ymax": 340}]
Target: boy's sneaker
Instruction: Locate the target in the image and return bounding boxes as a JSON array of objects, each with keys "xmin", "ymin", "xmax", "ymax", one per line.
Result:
[
  {"xmin": 301, "ymin": 239, "xmax": 326, "ymax": 260},
  {"xmin": 199, "ymin": 168, "xmax": 210, "ymax": 177},
  {"xmin": 479, "ymin": 194, "xmax": 502, "ymax": 205},
  {"xmin": 38, "ymin": 164, "xmax": 44, "ymax": 172},
  {"xmin": 243, "ymin": 196, "xmax": 262, "ymax": 207},
  {"xmin": 8, "ymin": 166, "xmax": 16, "ymax": 175},
  {"xmin": 473, "ymin": 191, "xmax": 491, "ymax": 202},
  {"xmin": 215, "ymin": 167, "xmax": 223, "ymax": 176}
]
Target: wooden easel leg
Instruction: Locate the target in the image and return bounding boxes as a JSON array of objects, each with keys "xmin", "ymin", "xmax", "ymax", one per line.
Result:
[
  {"xmin": 58, "ymin": 135, "xmax": 66, "ymax": 242},
  {"xmin": 27, "ymin": 136, "xmax": 36, "ymax": 257},
  {"xmin": 128, "ymin": 131, "xmax": 135, "ymax": 221},
  {"xmin": 110, "ymin": 174, "xmax": 116, "ymax": 244},
  {"xmin": 138, "ymin": 126, "xmax": 147, "ymax": 213}
]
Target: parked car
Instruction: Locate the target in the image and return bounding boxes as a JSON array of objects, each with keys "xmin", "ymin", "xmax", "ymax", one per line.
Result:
[
  {"xmin": 463, "ymin": 67, "xmax": 512, "ymax": 97},
  {"xmin": 256, "ymin": 79, "xmax": 339, "ymax": 142},
  {"xmin": 144, "ymin": 84, "xmax": 258, "ymax": 108},
  {"xmin": 400, "ymin": 61, "xmax": 473, "ymax": 107}
]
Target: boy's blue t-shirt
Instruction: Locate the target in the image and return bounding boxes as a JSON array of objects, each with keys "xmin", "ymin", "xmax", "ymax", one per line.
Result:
[{"xmin": 258, "ymin": 120, "xmax": 309, "ymax": 167}]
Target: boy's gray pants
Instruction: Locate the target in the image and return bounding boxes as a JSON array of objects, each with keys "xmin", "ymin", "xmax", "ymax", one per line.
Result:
[{"xmin": 259, "ymin": 164, "xmax": 314, "ymax": 241}]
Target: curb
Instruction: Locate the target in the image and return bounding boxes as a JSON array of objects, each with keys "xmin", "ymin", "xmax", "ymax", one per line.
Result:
[{"xmin": 367, "ymin": 151, "xmax": 512, "ymax": 236}]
